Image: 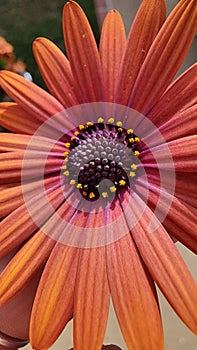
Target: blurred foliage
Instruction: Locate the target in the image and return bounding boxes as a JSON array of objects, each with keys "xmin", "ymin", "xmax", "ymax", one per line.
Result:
[{"xmin": 0, "ymin": 0, "xmax": 99, "ymax": 88}]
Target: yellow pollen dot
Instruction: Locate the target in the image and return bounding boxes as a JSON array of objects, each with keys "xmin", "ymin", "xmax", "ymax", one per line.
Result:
[
  {"xmin": 98, "ymin": 117, "xmax": 104, "ymax": 123},
  {"xmin": 108, "ymin": 118, "xmax": 114, "ymax": 124},
  {"xmin": 135, "ymin": 137, "xmax": 141, "ymax": 142},
  {"xmin": 77, "ymin": 183, "xmax": 83, "ymax": 189},
  {"xmin": 110, "ymin": 186, "xmax": 116, "ymax": 193},
  {"xmin": 129, "ymin": 171, "xmax": 136, "ymax": 177},
  {"xmin": 116, "ymin": 121, "xmax": 122, "ymax": 127},
  {"xmin": 71, "ymin": 136, "xmax": 76, "ymax": 141},
  {"xmin": 102, "ymin": 192, "xmax": 108, "ymax": 198},
  {"xmin": 63, "ymin": 151, "xmax": 69, "ymax": 157},
  {"xmin": 131, "ymin": 163, "xmax": 137, "ymax": 170},
  {"xmin": 134, "ymin": 150, "xmax": 140, "ymax": 156},
  {"xmin": 83, "ymin": 191, "xmax": 87, "ymax": 197},
  {"xmin": 70, "ymin": 179, "xmax": 76, "ymax": 185},
  {"xmin": 129, "ymin": 138, "xmax": 134, "ymax": 143},
  {"xmin": 118, "ymin": 127, "xmax": 123, "ymax": 132},
  {"xmin": 74, "ymin": 131, "xmax": 80, "ymax": 136},
  {"xmin": 61, "ymin": 165, "xmax": 67, "ymax": 170},
  {"xmin": 86, "ymin": 121, "xmax": 93, "ymax": 127},
  {"xmin": 89, "ymin": 192, "xmax": 95, "ymax": 199},
  {"xmin": 127, "ymin": 129, "xmax": 133, "ymax": 134},
  {"xmin": 119, "ymin": 179, "xmax": 126, "ymax": 186},
  {"xmin": 63, "ymin": 170, "xmax": 69, "ymax": 176},
  {"xmin": 65, "ymin": 142, "xmax": 70, "ymax": 148},
  {"xmin": 64, "ymin": 157, "xmax": 68, "ymax": 163},
  {"xmin": 79, "ymin": 124, "xmax": 85, "ymax": 130}
]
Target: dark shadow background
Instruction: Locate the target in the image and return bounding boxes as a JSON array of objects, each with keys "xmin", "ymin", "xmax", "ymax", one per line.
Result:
[{"xmin": 0, "ymin": 0, "xmax": 100, "ymax": 88}]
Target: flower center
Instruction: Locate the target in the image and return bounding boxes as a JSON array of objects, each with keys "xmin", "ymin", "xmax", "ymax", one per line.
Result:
[{"xmin": 62, "ymin": 118, "xmax": 141, "ymax": 201}]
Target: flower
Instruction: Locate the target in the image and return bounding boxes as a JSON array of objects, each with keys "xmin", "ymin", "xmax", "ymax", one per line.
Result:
[
  {"xmin": 0, "ymin": 36, "xmax": 26, "ymax": 74},
  {"xmin": 0, "ymin": 0, "xmax": 197, "ymax": 349}
]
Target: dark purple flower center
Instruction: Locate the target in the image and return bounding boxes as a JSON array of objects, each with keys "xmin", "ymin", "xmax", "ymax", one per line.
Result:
[{"xmin": 62, "ymin": 118, "xmax": 141, "ymax": 201}]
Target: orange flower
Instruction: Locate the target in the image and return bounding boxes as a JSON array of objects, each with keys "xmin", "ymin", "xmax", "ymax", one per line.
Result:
[
  {"xmin": 0, "ymin": 1, "xmax": 197, "ymax": 349},
  {"xmin": 0, "ymin": 36, "xmax": 26, "ymax": 74}
]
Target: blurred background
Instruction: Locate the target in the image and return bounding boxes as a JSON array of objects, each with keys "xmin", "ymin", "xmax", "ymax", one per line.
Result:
[{"xmin": 0, "ymin": 0, "xmax": 196, "ymax": 349}]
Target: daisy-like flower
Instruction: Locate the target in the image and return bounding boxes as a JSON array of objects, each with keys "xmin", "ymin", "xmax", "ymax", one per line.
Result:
[{"xmin": 0, "ymin": 0, "xmax": 197, "ymax": 349}]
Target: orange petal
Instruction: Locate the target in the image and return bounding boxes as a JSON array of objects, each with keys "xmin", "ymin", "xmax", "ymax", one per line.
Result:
[
  {"xmin": 116, "ymin": 0, "xmax": 166, "ymax": 106},
  {"xmin": 30, "ymin": 244, "xmax": 79, "ymax": 349},
  {"xmin": 0, "ymin": 133, "xmax": 64, "ymax": 153},
  {"xmin": 143, "ymin": 105, "xmax": 197, "ymax": 149},
  {"xmin": 147, "ymin": 63, "xmax": 197, "ymax": 126},
  {"xmin": 174, "ymin": 172, "xmax": 197, "ymax": 208},
  {"xmin": 127, "ymin": 195, "xmax": 197, "ymax": 333},
  {"xmin": 0, "ymin": 231, "xmax": 55, "ymax": 306},
  {"xmin": 159, "ymin": 105, "xmax": 197, "ymax": 143},
  {"xmin": 73, "ymin": 247, "xmax": 110, "ymax": 349},
  {"xmin": 0, "ymin": 102, "xmax": 41, "ymax": 134},
  {"xmin": 33, "ymin": 37, "xmax": 79, "ymax": 107},
  {"xmin": 0, "ymin": 70, "xmax": 64, "ymax": 122},
  {"xmin": 0, "ymin": 175, "xmax": 59, "ymax": 218},
  {"xmin": 0, "ymin": 150, "xmax": 63, "ymax": 183},
  {"xmin": 107, "ymin": 234, "xmax": 164, "ymax": 349},
  {"xmin": 99, "ymin": 10, "xmax": 126, "ymax": 102},
  {"xmin": 137, "ymin": 178, "xmax": 197, "ymax": 253},
  {"xmin": 130, "ymin": 0, "xmax": 197, "ymax": 113},
  {"xmin": 0, "ymin": 185, "xmax": 64, "ymax": 257},
  {"xmin": 63, "ymin": 1, "xmax": 104, "ymax": 102},
  {"xmin": 141, "ymin": 136, "xmax": 197, "ymax": 172}
]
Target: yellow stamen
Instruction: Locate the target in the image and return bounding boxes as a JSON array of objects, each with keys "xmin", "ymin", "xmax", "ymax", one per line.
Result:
[
  {"xmin": 63, "ymin": 170, "xmax": 69, "ymax": 176},
  {"xmin": 63, "ymin": 151, "xmax": 69, "ymax": 157},
  {"xmin": 129, "ymin": 171, "xmax": 136, "ymax": 177},
  {"xmin": 65, "ymin": 142, "xmax": 70, "ymax": 148},
  {"xmin": 135, "ymin": 137, "xmax": 141, "ymax": 142},
  {"xmin": 98, "ymin": 117, "xmax": 104, "ymax": 123},
  {"xmin": 129, "ymin": 138, "xmax": 134, "ymax": 143},
  {"xmin": 89, "ymin": 192, "xmax": 95, "ymax": 199},
  {"xmin": 86, "ymin": 121, "xmax": 93, "ymax": 127},
  {"xmin": 131, "ymin": 163, "xmax": 137, "ymax": 170},
  {"xmin": 119, "ymin": 179, "xmax": 126, "ymax": 186},
  {"xmin": 134, "ymin": 150, "xmax": 140, "ymax": 156},
  {"xmin": 127, "ymin": 129, "xmax": 133, "ymax": 134},
  {"xmin": 116, "ymin": 121, "xmax": 122, "ymax": 127},
  {"xmin": 110, "ymin": 186, "xmax": 116, "ymax": 193},
  {"xmin": 70, "ymin": 179, "xmax": 76, "ymax": 185},
  {"xmin": 108, "ymin": 118, "xmax": 114, "ymax": 124},
  {"xmin": 102, "ymin": 192, "xmax": 108, "ymax": 198},
  {"xmin": 74, "ymin": 131, "xmax": 80, "ymax": 136},
  {"xmin": 77, "ymin": 183, "xmax": 83, "ymax": 189},
  {"xmin": 79, "ymin": 124, "xmax": 85, "ymax": 130},
  {"xmin": 61, "ymin": 165, "xmax": 67, "ymax": 170}
]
